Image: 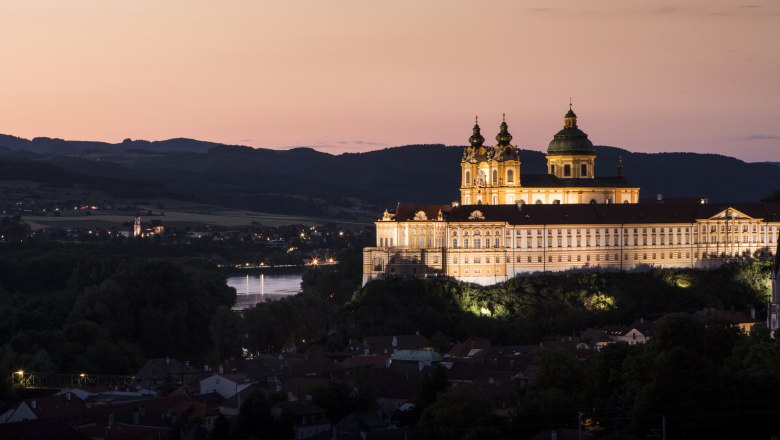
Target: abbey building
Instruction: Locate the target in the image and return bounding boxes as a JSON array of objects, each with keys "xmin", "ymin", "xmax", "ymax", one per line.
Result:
[{"xmin": 362, "ymin": 106, "xmax": 780, "ymax": 285}]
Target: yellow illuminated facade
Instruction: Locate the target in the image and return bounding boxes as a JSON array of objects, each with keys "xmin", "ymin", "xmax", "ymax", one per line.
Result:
[
  {"xmin": 363, "ymin": 107, "xmax": 779, "ymax": 286},
  {"xmin": 460, "ymin": 107, "xmax": 639, "ymax": 206}
]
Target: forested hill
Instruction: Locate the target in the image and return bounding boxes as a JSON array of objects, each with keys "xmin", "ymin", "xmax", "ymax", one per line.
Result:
[{"xmin": 1, "ymin": 134, "xmax": 779, "ymax": 216}]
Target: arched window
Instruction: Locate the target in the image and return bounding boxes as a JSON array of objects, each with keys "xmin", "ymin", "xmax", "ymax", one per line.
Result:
[
  {"xmin": 507, "ymin": 169, "xmax": 514, "ymax": 183},
  {"xmin": 581, "ymin": 163, "xmax": 588, "ymax": 177},
  {"xmin": 492, "ymin": 169, "xmax": 498, "ymax": 183},
  {"xmin": 564, "ymin": 164, "xmax": 571, "ymax": 177},
  {"xmin": 465, "ymin": 171, "xmax": 470, "ymax": 185}
]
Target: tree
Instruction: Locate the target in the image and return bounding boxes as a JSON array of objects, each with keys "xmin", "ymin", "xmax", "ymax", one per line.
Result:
[
  {"xmin": 233, "ymin": 390, "xmax": 274, "ymax": 438},
  {"xmin": 209, "ymin": 305, "xmax": 244, "ymax": 361},
  {"xmin": 417, "ymin": 385, "xmax": 493, "ymax": 440},
  {"xmin": 761, "ymin": 189, "xmax": 780, "ymax": 202}
]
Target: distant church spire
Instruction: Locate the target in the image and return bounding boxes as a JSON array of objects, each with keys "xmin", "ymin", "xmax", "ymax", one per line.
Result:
[{"xmin": 618, "ymin": 156, "xmax": 625, "ymax": 177}]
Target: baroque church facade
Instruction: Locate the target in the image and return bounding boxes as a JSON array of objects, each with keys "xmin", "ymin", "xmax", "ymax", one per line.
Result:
[
  {"xmin": 362, "ymin": 106, "xmax": 780, "ymax": 285},
  {"xmin": 459, "ymin": 107, "xmax": 638, "ymax": 206}
]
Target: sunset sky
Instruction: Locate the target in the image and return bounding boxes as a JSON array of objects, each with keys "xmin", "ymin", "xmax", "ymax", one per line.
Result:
[{"xmin": 1, "ymin": 0, "xmax": 778, "ymax": 161}]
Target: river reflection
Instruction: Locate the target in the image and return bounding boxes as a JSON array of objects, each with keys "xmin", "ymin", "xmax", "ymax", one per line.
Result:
[{"xmin": 227, "ymin": 273, "xmax": 303, "ymax": 310}]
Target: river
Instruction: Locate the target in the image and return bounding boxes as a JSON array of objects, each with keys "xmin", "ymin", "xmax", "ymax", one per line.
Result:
[{"xmin": 226, "ymin": 272, "xmax": 303, "ymax": 310}]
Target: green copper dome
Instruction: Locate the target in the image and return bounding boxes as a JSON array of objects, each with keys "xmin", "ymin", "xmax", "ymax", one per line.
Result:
[{"xmin": 547, "ymin": 106, "xmax": 595, "ymax": 156}]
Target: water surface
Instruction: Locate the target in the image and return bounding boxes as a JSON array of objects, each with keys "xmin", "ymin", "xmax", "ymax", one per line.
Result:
[{"xmin": 227, "ymin": 273, "xmax": 303, "ymax": 310}]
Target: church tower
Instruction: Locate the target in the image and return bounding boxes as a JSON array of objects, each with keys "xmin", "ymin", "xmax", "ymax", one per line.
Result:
[
  {"xmin": 460, "ymin": 115, "xmax": 521, "ymax": 205},
  {"xmin": 133, "ymin": 215, "xmax": 142, "ymax": 238},
  {"xmin": 546, "ymin": 104, "xmax": 596, "ymax": 179}
]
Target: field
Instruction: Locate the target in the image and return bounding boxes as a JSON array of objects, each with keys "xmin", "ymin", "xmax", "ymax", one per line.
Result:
[
  {"xmin": 3, "ymin": 181, "xmax": 373, "ymax": 229},
  {"xmin": 23, "ymin": 208, "xmax": 369, "ymax": 230}
]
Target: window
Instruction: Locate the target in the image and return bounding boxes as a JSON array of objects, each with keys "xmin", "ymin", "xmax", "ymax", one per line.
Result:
[
  {"xmin": 535, "ymin": 200, "xmax": 543, "ymax": 204},
  {"xmin": 494, "ymin": 238, "xmax": 500, "ymax": 247},
  {"xmin": 550, "ymin": 165, "xmax": 555, "ymax": 174},
  {"xmin": 507, "ymin": 169, "xmax": 514, "ymax": 183},
  {"xmin": 465, "ymin": 171, "xmax": 470, "ymax": 185},
  {"xmin": 492, "ymin": 169, "xmax": 498, "ymax": 183},
  {"xmin": 474, "ymin": 238, "xmax": 481, "ymax": 249},
  {"xmin": 452, "ymin": 238, "xmax": 458, "ymax": 248},
  {"xmin": 564, "ymin": 164, "xmax": 571, "ymax": 176},
  {"xmin": 581, "ymin": 163, "xmax": 587, "ymax": 177}
]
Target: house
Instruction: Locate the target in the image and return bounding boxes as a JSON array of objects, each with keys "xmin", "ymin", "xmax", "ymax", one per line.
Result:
[
  {"xmin": 334, "ymin": 410, "xmax": 400, "ymax": 439},
  {"xmin": 389, "ymin": 350, "xmax": 442, "ymax": 372},
  {"xmin": 199, "ymin": 371, "xmax": 256, "ymax": 400},
  {"xmin": 372, "ymin": 368, "xmax": 421, "ymax": 414},
  {"xmin": 344, "ymin": 334, "xmax": 431, "ymax": 356},
  {"xmin": 447, "ymin": 337, "xmax": 491, "ymax": 359},
  {"xmin": 134, "ymin": 357, "xmax": 201, "ymax": 391},
  {"xmin": 694, "ymin": 308, "xmax": 757, "ymax": 334},
  {"xmin": 584, "ymin": 320, "xmax": 655, "ymax": 348},
  {"xmin": 601, "ymin": 325, "xmax": 650, "ymax": 346},
  {"xmin": 2, "ymin": 392, "xmax": 89, "ymax": 425},
  {"xmin": 282, "ymin": 377, "xmax": 329, "ymax": 402}
]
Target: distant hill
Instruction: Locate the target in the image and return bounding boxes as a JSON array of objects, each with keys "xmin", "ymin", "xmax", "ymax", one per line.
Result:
[
  {"xmin": 0, "ymin": 134, "xmax": 225, "ymax": 155},
  {"xmin": 1, "ymin": 133, "xmax": 778, "ymax": 217}
]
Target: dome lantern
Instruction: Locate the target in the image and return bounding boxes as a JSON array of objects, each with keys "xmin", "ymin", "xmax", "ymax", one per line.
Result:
[{"xmin": 547, "ymin": 104, "xmax": 595, "ymax": 156}]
